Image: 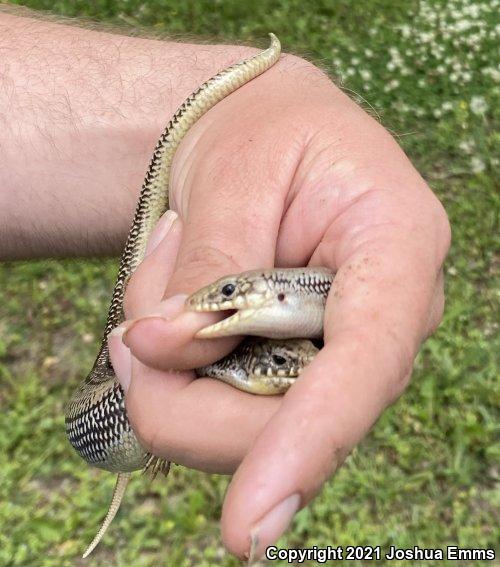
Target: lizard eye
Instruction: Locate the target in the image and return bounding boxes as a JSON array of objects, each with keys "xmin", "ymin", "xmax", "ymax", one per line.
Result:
[
  {"xmin": 272, "ymin": 354, "xmax": 287, "ymax": 365},
  {"xmin": 221, "ymin": 283, "xmax": 236, "ymax": 297}
]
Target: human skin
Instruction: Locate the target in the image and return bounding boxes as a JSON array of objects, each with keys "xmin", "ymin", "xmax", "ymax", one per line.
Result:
[{"xmin": 0, "ymin": 10, "xmax": 451, "ymax": 561}]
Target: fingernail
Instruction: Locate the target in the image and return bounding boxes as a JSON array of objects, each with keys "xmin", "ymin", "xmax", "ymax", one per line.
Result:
[
  {"xmin": 145, "ymin": 210, "xmax": 178, "ymax": 256},
  {"xmin": 247, "ymin": 494, "xmax": 300, "ymax": 562},
  {"xmin": 122, "ymin": 294, "xmax": 188, "ymax": 346},
  {"xmin": 108, "ymin": 329, "xmax": 132, "ymax": 392}
]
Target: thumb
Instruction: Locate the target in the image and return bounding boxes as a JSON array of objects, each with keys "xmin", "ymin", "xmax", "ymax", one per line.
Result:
[{"xmin": 123, "ymin": 95, "xmax": 302, "ymax": 369}]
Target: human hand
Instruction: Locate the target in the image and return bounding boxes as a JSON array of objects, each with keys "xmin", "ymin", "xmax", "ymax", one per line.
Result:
[{"xmin": 108, "ymin": 55, "xmax": 451, "ymax": 559}]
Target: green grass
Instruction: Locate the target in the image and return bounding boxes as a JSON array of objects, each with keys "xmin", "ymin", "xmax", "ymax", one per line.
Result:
[{"xmin": 1, "ymin": 1, "xmax": 498, "ymax": 565}]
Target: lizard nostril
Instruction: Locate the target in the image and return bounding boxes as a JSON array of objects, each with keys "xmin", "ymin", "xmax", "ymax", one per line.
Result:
[{"xmin": 277, "ymin": 293, "xmax": 285, "ymax": 302}]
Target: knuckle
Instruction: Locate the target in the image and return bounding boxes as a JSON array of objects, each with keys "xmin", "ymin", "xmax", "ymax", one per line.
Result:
[
  {"xmin": 426, "ymin": 191, "xmax": 452, "ymax": 262},
  {"xmin": 171, "ymin": 243, "xmax": 245, "ymax": 293},
  {"xmin": 384, "ymin": 328, "xmax": 416, "ymax": 400},
  {"xmin": 426, "ymin": 274, "xmax": 446, "ymax": 337},
  {"xmin": 349, "ymin": 325, "xmax": 416, "ymax": 400},
  {"xmin": 435, "ymin": 202, "xmax": 452, "ymax": 259}
]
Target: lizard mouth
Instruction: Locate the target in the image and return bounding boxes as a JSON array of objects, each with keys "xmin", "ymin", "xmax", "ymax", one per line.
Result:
[
  {"xmin": 193, "ymin": 308, "xmax": 255, "ymax": 339},
  {"xmin": 185, "ymin": 298, "xmax": 241, "ymax": 312},
  {"xmin": 184, "ymin": 295, "xmax": 240, "ymax": 338},
  {"xmin": 254, "ymin": 365, "xmax": 301, "ymax": 378},
  {"xmin": 185, "ymin": 293, "xmax": 274, "ymax": 339}
]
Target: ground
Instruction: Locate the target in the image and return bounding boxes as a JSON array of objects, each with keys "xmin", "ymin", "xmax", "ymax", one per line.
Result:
[{"xmin": 0, "ymin": 1, "xmax": 498, "ymax": 565}]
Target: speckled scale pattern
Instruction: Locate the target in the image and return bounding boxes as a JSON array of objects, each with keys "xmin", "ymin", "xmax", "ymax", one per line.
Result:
[
  {"xmin": 65, "ymin": 35, "xmax": 283, "ymax": 472},
  {"xmin": 266, "ymin": 268, "xmax": 333, "ymax": 297},
  {"xmin": 196, "ymin": 338, "xmax": 319, "ymax": 395},
  {"xmin": 66, "ymin": 382, "xmax": 146, "ymax": 472}
]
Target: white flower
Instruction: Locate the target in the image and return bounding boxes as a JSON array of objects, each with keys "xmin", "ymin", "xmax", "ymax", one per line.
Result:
[
  {"xmin": 470, "ymin": 156, "xmax": 486, "ymax": 173},
  {"xmin": 454, "ymin": 20, "xmax": 472, "ymax": 33},
  {"xmin": 360, "ymin": 69, "xmax": 372, "ymax": 81},
  {"xmin": 400, "ymin": 24, "xmax": 411, "ymax": 38},
  {"xmin": 464, "ymin": 4, "xmax": 480, "ymax": 18},
  {"xmin": 396, "ymin": 102, "xmax": 411, "ymax": 113},
  {"xmin": 383, "ymin": 79, "xmax": 400, "ymax": 93},
  {"xmin": 481, "ymin": 67, "xmax": 500, "ymax": 81},
  {"xmin": 470, "ymin": 96, "xmax": 488, "ymax": 115},
  {"xmin": 420, "ymin": 31, "xmax": 434, "ymax": 43},
  {"xmin": 459, "ymin": 139, "xmax": 474, "ymax": 154}
]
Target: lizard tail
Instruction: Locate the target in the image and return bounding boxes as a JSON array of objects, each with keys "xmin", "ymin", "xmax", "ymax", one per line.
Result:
[{"xmin": 82, "ymin": 472, "xmax": 131, "ymax": 559}]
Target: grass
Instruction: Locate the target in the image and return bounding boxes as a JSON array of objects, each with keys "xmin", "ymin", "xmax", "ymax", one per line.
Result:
[{"xmin": 1, "ymin": 0, "xmax": 498, "ymax": 565}]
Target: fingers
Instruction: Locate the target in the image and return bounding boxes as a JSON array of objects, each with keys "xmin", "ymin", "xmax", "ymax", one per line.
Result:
[
  {"xmin": 116, "ymin": 208, "xmax": 241, "ymax": 371},
  {"xmin": 125, "ymin": 364, "xmax": 281, "ymax": 473},
  {"xmin": 108, "ymin": 210, "xmax": 183, "ymax": 391},
  {"xmin": 119, "ymin": 209, "xmax": 241, "ymax": 368},
  {"xmin": 220, "ymin": 238, "xmax": 445, "ymax": 559},
  {"xmin": 110, "ymin": 206, "xmax": 282, "ymax": 472},
  {"xmin": 123, "ymin": 99, "xmax": 306, "ymax": 370},
  {"xmin": 123, "ymin": 210, "xmax": 182, "ymax": 318}
]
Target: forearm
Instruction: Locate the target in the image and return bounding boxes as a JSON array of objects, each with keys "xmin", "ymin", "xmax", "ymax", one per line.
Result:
[{"xmin": 0, "ymin": 11, "xmax": 258, "ymax": 259}]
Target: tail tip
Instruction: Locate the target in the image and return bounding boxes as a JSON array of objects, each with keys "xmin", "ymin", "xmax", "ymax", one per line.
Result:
[{"xmin": 268, "ymin": 33, "xmax": 281, "ymax": 52}]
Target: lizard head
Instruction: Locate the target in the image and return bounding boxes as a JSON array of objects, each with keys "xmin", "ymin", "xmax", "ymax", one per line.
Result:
[
  {"xmin": 185, "ymin": 270, "xmax": 278, "ymax": 338},
  {"xmin": 185, "ymin": 270, "xmax": 274, "ymax": 312},
  {"xmin": 185, "ymin": 268, "xmax": 333, "ymax": 339},
  {"xmin": 196, "ymin": 337, "xmax": 319, "ymax": 395}
]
